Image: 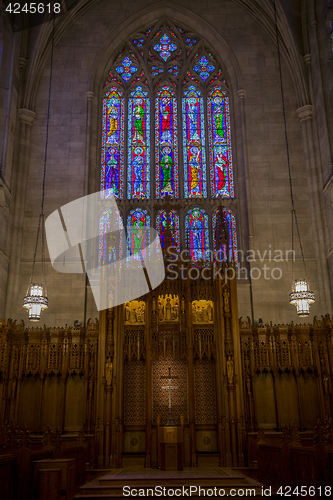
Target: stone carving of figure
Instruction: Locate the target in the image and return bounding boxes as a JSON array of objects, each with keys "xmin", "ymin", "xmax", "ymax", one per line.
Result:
[
  {"xmin": 207, "ymin": 302, "xmax": 213, "ymax": 321},
  {"xmin": 323, "ymin": 374, "xmax": 329, "ymax": 394},
  {"xmin": 223, "ymin": 288, "xmax": 230, "ymax": 313},
  {"xmin": 227, "ymin": 355, "xmax": 234, "ymax": 384},
  {"xmin": 196, "ymin": 304, "xmax": 202, "ymax": 323},
  {"xmin": 172, "ymin": 300, "xmax": 179, "ymax": 321},
  {"xmin": 166, "ymin": 297, "xmax": 172, "ymax": 321},
  {"xmin": 158, "ymin": 300, "xmax": 164, "ymax": 321},
  {"xmin": 152, "ymin": 296, "xmax": 156, "ymax": 314},
  {"xmin": 181, "ymin": 296, "xmax": 185, "ymax": 314},
  {"xmin": 105, "ymin": 358, "xmax": 113, "ymax": 386},
  {"xmin": 202, "ymin": 306, "xmax": 209, "ymax": 323},
  {"xmin": 137, "ymin": 304, "xmax": 145, "ymax": 323},
  {"xmin": 89, "ymin": 379, "xmax": 93, "ymax": 398},
  {"xmin": 130, "ymin": 307, "xmax": 137, "ymax": 323},
  {"xmin": 125, "ymin": 302, "xmax": 130, "ymax": 322}
]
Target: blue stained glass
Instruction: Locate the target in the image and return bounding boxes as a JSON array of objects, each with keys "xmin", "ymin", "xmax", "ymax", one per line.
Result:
[
  {"xmin": 152, "ymin": 66, "xmax": 163, "ymax": 76},
  {"xmin": 127, "ymin": 209, "xmax": 150, "ymax": 260},
  {"xmin": 185, "ymin": 37, "xmax": 197, "ymax": 47},
  {"xmin": 193, "ymin": 56, "xmax": 215, "ymax": 81},
  {"xmin": 155, "ymin": 86, "xmax": 178, "ymax": 198},
  {"xmin": 156, "ymin": 210, "xmax": 180, "ymax": 252},
  {"xmin": 133, "ymin": 38, "xmax": 145, "ymax": 47},
  {"xmin": 153, "ymin": 34, "xmax": 177, "ymax": 61},
  {"xmin": 168, "ymin": 66, "xmax": 179, "ymax": 76},
  {"xmin": 185, "ymin": 208, "xmax": 210, "ymax": 262},
  {"xmin": 100, "ymin": 88, "xmax": 124, "ymax": 199},
  {"xmin": 116, "ymin": 57, "xmax": 137, "ymax": 82},
  {"xmin": 212, "ymin": 208, "xmax": 238, "ymax": 265},
  {"xmin": 99, "ymin": 209, "xmax": 123, "ymax": 268},
  {"xmin": 127, "ymin": 86, "xmax": 150, "ymax": 199},
  {"xmin": 182, "ymin": 86, "xmax": 207, "ymax": 198},
  {"xmin": 208, "ymin": 86, "xmax": 234, "ymax": 198}
]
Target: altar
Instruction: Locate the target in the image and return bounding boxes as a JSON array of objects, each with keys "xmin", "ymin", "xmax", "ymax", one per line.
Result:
[{"xmin": 160, "ymin": 426, "xmax": 183, "ymax": 471}]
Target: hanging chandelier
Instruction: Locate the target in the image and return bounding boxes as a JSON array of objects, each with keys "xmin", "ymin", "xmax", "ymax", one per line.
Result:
[
  {"xmin": 273, "ymin": 1, "xmax": 315, "ymax": 317},
  {"xmin": 289, "ymin": 279, "xmax": 315, "ymax": 317},
  {"xmin": 23, "ymin": 16, "xmax": 55, "ymax": 321}
]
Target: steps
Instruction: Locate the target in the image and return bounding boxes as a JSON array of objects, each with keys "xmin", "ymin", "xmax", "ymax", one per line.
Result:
[{"xmin": 75, "ymin": 467, "xmax": 264, "ymax": 500}]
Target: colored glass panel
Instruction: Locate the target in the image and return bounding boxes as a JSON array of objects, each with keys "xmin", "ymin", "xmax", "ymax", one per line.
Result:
[
  {"xmin": 208, "ymin": 86, "xmax": 234, "ymax": 198},
  {"xmin": 185, "ymin": 208, "xmax": 210, "ymax": 262},
  {"xmin": 168, "ymin": 66, "xmax": 179, "ymax": 76},
  {"xmin": 155, "ymin": 86, "xmax": 178, "ymax": 197},
  {"xmin": 156, "ymin": 210, "xmax": 180, "ymax": 252},
  {"xmin": 193, "ymin": 56, "xmax": 215, "ymax": 81},
  {"xmin": 153, "ymin": 34, "xmax": 177, "ymax": 61},
  {"xmin": 127, "ymin": 208, "xmax": 150, "ymax": 260},
  {"xmin": 152, "ymin": 66, "xmax": 163, "ymax": 76},
  {"xmin": 99, "ymin": 209, "xmax": 123, "ymax": 268},
  {"xmin": 101, "ymin": 88, "xmax": 124, "ymax": 198},
  {"xmin": 127, "ymin": 86, "xmax": 150, "ymax": 199},
  {"xmin": 182, "ymin": 86, "xmax": 207, "ymax": 198},
  {"xmin": 115, "ymin": 56, "xmax": 137, "ymax": 82},
  {"xmin": 212, "ymin": 208, "xmax": 238, "ymax": 265}
]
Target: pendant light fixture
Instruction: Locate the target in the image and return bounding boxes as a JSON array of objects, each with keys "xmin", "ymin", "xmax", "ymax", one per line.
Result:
[
  {"xmin": 23, "ymin": 16, "xmax": 55, "ymax": 321},
  {"xmin": 273, "ymin": 0, "xmax": 315, "ymax": 317}
]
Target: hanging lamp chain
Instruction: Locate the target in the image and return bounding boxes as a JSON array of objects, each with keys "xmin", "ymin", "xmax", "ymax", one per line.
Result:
[
  {"xmin": 30, "ymin": 15, "xmax": 55, "ymax": 289},
  {"xmin": 273, "ymin": 0, "xmax": 309, "ymax": 285}
]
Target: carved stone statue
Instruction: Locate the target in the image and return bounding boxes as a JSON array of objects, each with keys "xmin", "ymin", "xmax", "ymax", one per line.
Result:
[
  {"xmin": 105, "ymin": 358, "xmax": 113, "ymax": 386},
  {"xmin": 196, "ymin": 305, "xmax": 202, "ymax": 323},
  {"xmin": 181, "ymin": 296, "xmax": 185, "ymax": 313},
  {"xmin": 245, "ymin": 376, "xmax": 251, "ymax": 395},
  {"xmin": 223, "ymin": 288, "xmax": 230, "ymax": 313},
  {"xmin": 323, "ymin": 374, "xmax": 329, "ymax": 394},
  {"xmin": 202, "ymin": 306, "xmax": 209, "ymax": 322},
  {"xmin": 137, "ymin": 304, "xmax": 145, "ymax": 323},
  {"xmin": 158, "ymin": 300, "xmax": 164, "ymax": 321},
  {"xmin": 166, "ymin": 297, "xmax": 172, "ymax": 321},
  {"xmin": 172, "ymin": 300, "xmax": 179, "ymax": 321},
  {"xmin": 130, "ymin": 307, "xmax": 137, "ymax": 323},
  {"xmin": 192, "ymin": 302, "xmax": 197, "ymax": 323},
  {"xmin": 125, "ymin": 302, "xmax": 130, "ymax": 322},
  {"xmin": 152, "ymin": 296, "xmax": 156, "ymax": 314},
  {"xmin": 227, "ymin": 355, "xmax": 234, "ymax": 384}
]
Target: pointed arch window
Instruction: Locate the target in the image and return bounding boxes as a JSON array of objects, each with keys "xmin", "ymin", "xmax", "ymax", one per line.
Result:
[
  {"xmin": 183, "ymin": 86, "xmax": 207, "ymax": 198},
  {"xmin": 212, "ymin": 208, "xmax": 238, "ymax": 265},
  {"xmin": 127, "ymin": 86, "xmax": 150, "ymax": 199},
  {"xmin": 99, "ymin": 209, "xmax": 123, "ymax": 268},
  {"xmin": 208, "ymin": 86, "xmax": 234, "ymax": 198},
  {"xmin": 127, "ymin": 208, "xmax": 150, "ymax": 260},
  {"xmin": 155, "ymin": 86, "xmax": 178, "ymax": 198},
  {"xmin": 101, "ymin": 88, "xmax": 124, "ymax": 198},
  {"xmin": 185, "ymin": 208, "xmax": 210, "ymax": 262},
  {"xmin": 156, "ymin": 209, "xmax": 180, "ymax": 251}
]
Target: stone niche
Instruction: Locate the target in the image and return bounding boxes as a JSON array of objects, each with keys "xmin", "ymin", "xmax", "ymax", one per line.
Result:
[
  {"xmin": 158, "ymin": 294, "xmax": 179, "ymax": 322},
  {"xmin": 192, "ymin": 300, "xmax": 213, "ymax": 323},
  {"xmin": 125, "ymin": 300, "xmax": 146, "ymax": 324}
]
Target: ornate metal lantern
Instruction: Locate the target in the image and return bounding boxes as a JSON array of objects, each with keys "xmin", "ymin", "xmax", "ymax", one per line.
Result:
[
  {"xmin": 289, "ymin": 279, "xmax": 315, "ymax": 317},
  {"xmin": 23, "ymin": 17, "xmax": 55, "ymax": 321},
  {"xmin": 23, "ymin": 284, "xmax": 48, "ymax": 321}
]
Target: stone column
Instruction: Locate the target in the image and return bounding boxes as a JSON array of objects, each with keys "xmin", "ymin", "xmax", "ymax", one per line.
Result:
[
  {"xmin": 5, "ymin": 108, "xmax": 36, "ymax": 319},
  {"xmin": 296, "ymin": 104, "xmax": 332, "ymax": 313}
]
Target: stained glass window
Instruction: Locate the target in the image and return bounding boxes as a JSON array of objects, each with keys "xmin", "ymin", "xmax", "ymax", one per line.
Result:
[
  {"xmin": 115, "ymin": 56, "xmax": 137, "ymax": 82},
  {"xmin": 99, "ymin": 209, "xmax": 123, "ymax": 268},
  {"xmin": 212, "ymin": 208, "xmax": 238, "ymax": 265},
  {"xmin": 193, "ymin": 56, "xmax": 215, "ymax": 81},
  {"xmin": 127, "ymin": 208, "xmax": 150, "ymax": 260},
  {"xmin": 153, "ymin": 34, "xmax": 177, "ymax": 61},
  {"xmin": 208, "ymin": 86, "xmax": 234, "ymax": 198},
  {"xmin": 185, "ymin": 208, "xmax": 210, "ymax": 262},
  {"xmin": 155, "ymin": 86, "xmax": 178, "ymax": 198},
  {"xmin": 101, "ymin": 88, "xmax": 124, "ymax": 198},
  {"xmin": 183, "ymin": 86, "xmax": 207, "ymax": 198},
  {"xmin": 156, "ymin": 210, "xmax": 180, "ymax": 252},
  {"xmin": 127, "ymin": 86, "xmax": 150, "ymax": 199}
]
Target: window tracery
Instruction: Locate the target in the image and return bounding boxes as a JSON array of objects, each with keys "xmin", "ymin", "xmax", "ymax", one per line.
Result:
[{"xmin": 100, "ymin": 20, "xmax": 238, "ymax": 265}]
